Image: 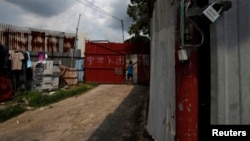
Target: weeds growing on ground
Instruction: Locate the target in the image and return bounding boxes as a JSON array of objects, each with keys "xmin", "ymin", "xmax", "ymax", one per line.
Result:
[
  {"xmin": 26, "ymin": 84, "xmax": 90, "ymax": 107},
  {"xmin": 0, "ymin": 83, "xmax": 98, "ymax": 123},
  {"xmin": 0, "ymin": 104, "xmax": 25, "ymax": 122}
]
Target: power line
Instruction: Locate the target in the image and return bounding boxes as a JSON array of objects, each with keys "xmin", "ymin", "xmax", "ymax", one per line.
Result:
[
  {"xmin": 75, "ymin": 0, "xmax": 121, "ymax": 21},
  {"xmin": 75, "ymin": 0, "xmax": 124, "ymax": 41}
]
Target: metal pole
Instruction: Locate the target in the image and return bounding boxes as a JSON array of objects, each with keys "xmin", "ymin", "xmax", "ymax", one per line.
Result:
[
  {"xmin": 75, "ymin": 14, "xmax": 81, "ymax": 43},
  {"xmin": 71, "ymin": 14, "xmax": 81, "ymax": 68},
  {"xmin": 121, "ymin": 19, "xmax": 124, "ymax": 42}
]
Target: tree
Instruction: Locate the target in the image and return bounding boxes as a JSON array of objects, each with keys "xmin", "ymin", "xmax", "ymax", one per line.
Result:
[
  {"xmin": 127, "ymin": 0, "xmax": 149, "ymax": 37},
  {"xmin": 124, "ymin": 35, "xmax": 150, "ymax": 43}
]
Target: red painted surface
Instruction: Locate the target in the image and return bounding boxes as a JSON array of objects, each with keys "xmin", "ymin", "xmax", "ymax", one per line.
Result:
[
  {"xmin": 0, "ymin": 76, "xmax": 12, "ymax": 102},
  {"xmin": 84, "ymin": 41, "xmax": 150, "ymax": 84},
  {"xmin": 174, "ymin": 1, "xmax": 199, "ymax": 140},
  {"xmin": 84, "ymin": 42, "xmax": 126, "ymax": 84},
  {"xmin": 85, "ymin": 55, "xmax": 126, "ymax": 84},
  {"xmin": 175, "ymin": 48, "xmax": 199, "ymax": 141},
  {"xmin": 137, "ymin": 54, "xmax": 150, "ymax": 84}
]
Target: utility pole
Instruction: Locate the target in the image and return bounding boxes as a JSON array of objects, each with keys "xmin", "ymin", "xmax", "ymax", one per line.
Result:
[
  {"xmin": 71, "ymin": 14, "xmax": 81, "ymax": 68},
  {"xmin": 75, "ymin": 14, "xmax": 81, "ymax": 45},
  {"xmin": 121, "ymin": 19, "xmax": 124, "ymax": 42}
]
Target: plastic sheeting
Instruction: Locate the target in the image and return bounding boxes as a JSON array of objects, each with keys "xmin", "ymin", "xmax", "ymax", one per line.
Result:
[{"xmin": 75, "ymin": 59, "xmax": 84, "ymax": 83}]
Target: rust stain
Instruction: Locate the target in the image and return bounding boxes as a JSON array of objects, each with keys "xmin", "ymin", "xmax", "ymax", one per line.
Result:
[
  {"xmin": 31, "ymin": 31, "xmax": 45, "ymax": 51},
  {"xmin": 1, "ymin": 30, "xmax": 28, "ymax": 50},
  {"xmin": 63, "ymin": 36, "xmax": 75, "ymax": 52},
  {"xmin": 0, "ymin": 24, "xmax": 77, "ymax": 53},
  {"xmin": 47, "ymin": 35, "xmax": 59, "ymax": 52}
]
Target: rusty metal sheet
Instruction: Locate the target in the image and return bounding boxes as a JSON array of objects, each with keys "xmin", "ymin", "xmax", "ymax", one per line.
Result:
[
  {"xmin": 31, "ymin": 31, "xmax": 45, "ymax": 51},
  {"xmin": 0, "ymin": 25, "xmax": 29, "ymax": 51},
  {"xmin": 47, "ymin": 35, "xmax": 59, "ymax": 52},
  {"xmin": 63, "ymin": 36, "xmax": 75, "ymax": 52},
  {"xmin": 0, "ymin": 24, "xmax": 77, "ymax": 53}
]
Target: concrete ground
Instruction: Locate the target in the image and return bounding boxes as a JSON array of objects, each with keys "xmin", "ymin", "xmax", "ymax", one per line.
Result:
[{"xmin": 0, "ymin": 84, "xmax": 153, "ymax": 141}]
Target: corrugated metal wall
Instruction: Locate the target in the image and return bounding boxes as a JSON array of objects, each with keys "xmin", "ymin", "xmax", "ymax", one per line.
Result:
[
  {"xmin": 0, "ymin": 24, "xmax": 75, "ymax": 52},
  {"xmin": 147, "ymin": 0, "xmax": 176, "ymax": 141},
  {"xmin": 210, "ymin": 0, "xmax": 250, "ymax": 124},
  {"xmin": 0, "ymin": 23, "xmax": 83, "ymax": 68}
]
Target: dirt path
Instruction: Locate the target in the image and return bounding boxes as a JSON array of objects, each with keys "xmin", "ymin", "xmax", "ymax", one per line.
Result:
[{"xmin": 0, "ymin": 84, "xmax": 152, "ymax": 141}]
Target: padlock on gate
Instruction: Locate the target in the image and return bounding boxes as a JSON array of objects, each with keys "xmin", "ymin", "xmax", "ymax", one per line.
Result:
[{"xmin": 202, "ymin": 2, "xmax": 223, "ymax": 23}]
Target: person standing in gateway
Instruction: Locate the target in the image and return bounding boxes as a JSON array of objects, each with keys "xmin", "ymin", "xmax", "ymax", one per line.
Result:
[{"xmin": 126, "ymin": 60, "xmax": 137, "ymax": 85}]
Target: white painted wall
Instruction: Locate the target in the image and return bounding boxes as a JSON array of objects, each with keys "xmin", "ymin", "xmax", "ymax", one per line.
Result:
[{"xmin": 77, "ymin": 32, "xmax": 89, "ymax": 57}]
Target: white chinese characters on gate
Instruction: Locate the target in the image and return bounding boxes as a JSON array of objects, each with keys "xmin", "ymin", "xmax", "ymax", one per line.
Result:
[{"xmin": 86, "ymin": 56, "xmax": 125, "ymax": 67}]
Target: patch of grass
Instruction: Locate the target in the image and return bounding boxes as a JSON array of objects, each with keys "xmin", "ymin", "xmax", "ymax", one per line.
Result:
[
  {"xmin": 0, "ymin": 83, "xmax": 98, "ymax": 123},
  {"xmin": 26, "ymin": 83, "xmax": 97, "ymax": 107},
  {"xmin": 0, "ymin": 104, "xmax": 26, "ymax": 123}
]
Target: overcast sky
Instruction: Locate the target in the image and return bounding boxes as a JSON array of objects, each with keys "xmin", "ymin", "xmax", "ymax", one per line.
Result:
[{"xmin": 0, "ymin": 0, "xmax": 133, "ymax": 42}]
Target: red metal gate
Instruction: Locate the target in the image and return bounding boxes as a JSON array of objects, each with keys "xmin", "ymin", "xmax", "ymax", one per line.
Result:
[
  {"xmin": 84, "ymin": 41, "xmax": 150, "ymax": 84},
  {"xmin": 84, "ymin": 42, "xmax": 126, "ymax": 84}
]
